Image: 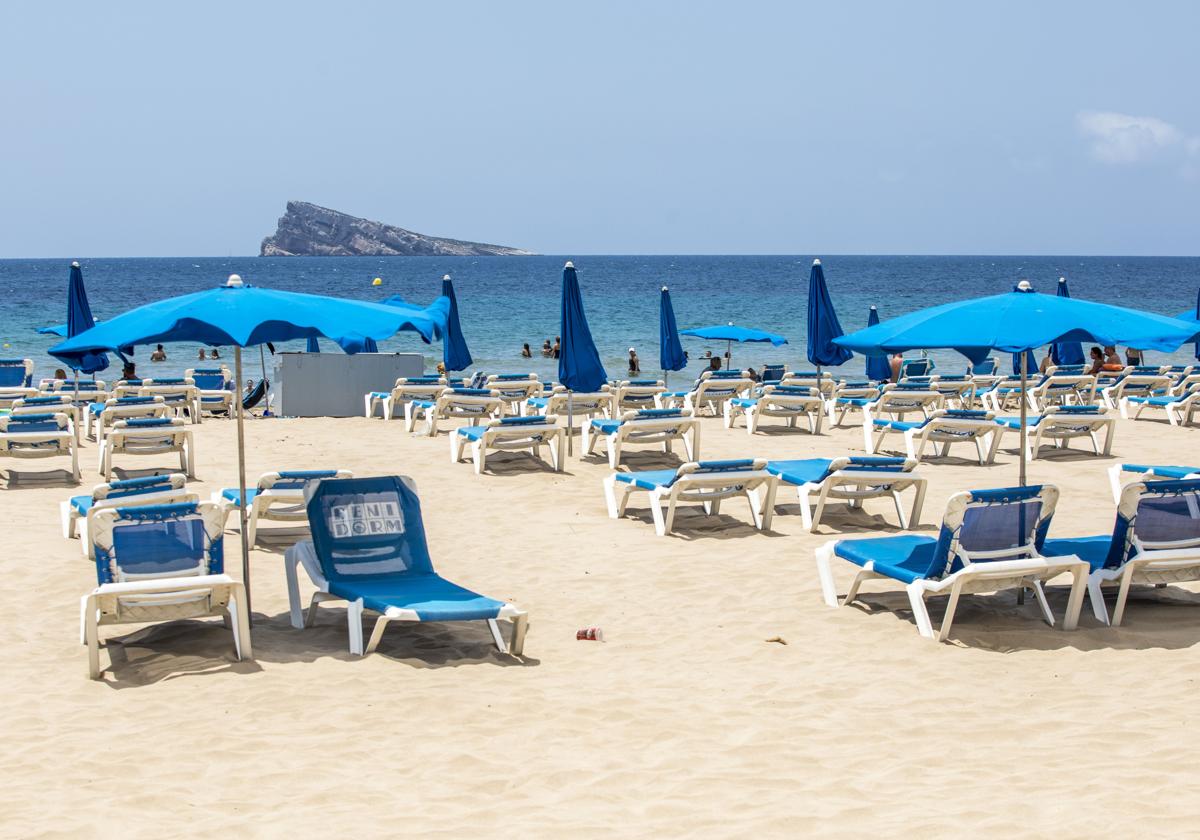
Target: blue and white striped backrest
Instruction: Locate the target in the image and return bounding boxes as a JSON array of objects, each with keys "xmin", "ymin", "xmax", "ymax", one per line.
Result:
[
  {"xmin": 1107, "ymin": 479, "xmax": 1200, "ymax": 570},
  {"xmin": 628, "ymin": 408, "xmax": 686, "ymax": 422},
  {"xmin": 928, "ymin": 486, "xmax": 1058, "ymax": 579},
  {"xmin": 766, "ymin": 385, "xmax": 818, "ymax": 399},
  {"xmin": 91, "ymin": 502, "xmax": 224, "ymax": 584},
  {"xmin": 93, "ymin": 473, "xmax": 188, "ymax": 502},
  {"xmin": 826, "ymin": 456, "xmax": 913, "ymax": 478},
  {"xmin": 12, "ymin": 395, "xmax": 71, "ymax": 413},
  {"xmin": 669, "ymin": 458, "xmax": 765, "ymax": 486},
  {"xmin": 0, "ymin": 359, "xmax": 32, "ymax": 388},
  {"xmin": 939, "ymin": 408, "xmax": 993, "ymax": 421},
  {"xmin": 260, "ymin": 469, "xmax": 351, "ymax": 492},
  {"xmin": 305, "ymin": 476, "xmax": 433, "ymax": 581},
  {"xmin": 0, "ymin": 412, "xmax": 68, "ymax": 434}
]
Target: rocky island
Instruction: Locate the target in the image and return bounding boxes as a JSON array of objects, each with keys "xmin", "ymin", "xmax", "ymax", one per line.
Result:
[{"xmin": 260, "ymin": 201, "xmax": 534, "ymax": 257}]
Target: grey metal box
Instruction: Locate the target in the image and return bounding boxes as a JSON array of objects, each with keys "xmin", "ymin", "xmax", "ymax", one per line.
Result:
[{"xmin": 274, "ymin": 352, "xmax": 425, "ymax": 417}]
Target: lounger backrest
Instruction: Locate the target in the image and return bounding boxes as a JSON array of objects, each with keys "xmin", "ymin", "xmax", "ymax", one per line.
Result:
[
  {"xmin": 448, "ymin": 388, "xmax": 497, "ymax": 397},
  {"xmin": 761, "ymin": 365, "xmax": 785, "ymax": 383},
  {"xmin": 825, "ymin": 456, "xmax": 914, "ymax": 479},
  {"xmin": 93, "ymin": 473, "xmax": 188, "ymax": 502},
  {"xmin": 929, "ymin": 485, "xmax": 1058, "ymax": 579},
  {"xmin": 12, "ymin": 395, "xmax": 72, "ymax": 413},
  {"xmin": 260, "ymin": 469, "xmax": 352, "ymax": 492},
  {"xmin": 0, "ymin": 359, "xmax": 33, "ymax": 388},
  {"xmin": 936, "ymin": 409, "xmax": 993, "ymax": 421},
  {"xmin": 670, "ymin": 458, "xmax": 767, "ymax": 486},
  {"xmin": 971, "ymin": 358, "xmax": 998, "ymax": 376},
  {"xmin": 765, "ymin": 385, "xmax": 819, "ymax": 397},
  {"xmin": 187, "ymin": 368, "xmax": 232, "ymax": 391},
  {"xmin": 0, "ymin": 412, "xmax": 69, "ymax": 434},
  {"xmin": 490, "ymin": 415, "xmax": 554, "ymax": 428},
  {"xmin": 91, "ymin": 502, "xmax": 224, "ymax": 584},
  {"xmin": 305, "ymin": 475, "xmax": 433, "ymax": 581},
  {"xmin": 1046, "ymin": 405, "xmax": 1104, "ymax": 416},
  {"xmin": 703, "ymin": 370, "xmax": 749, "ymax": 380},
  {"xmin": 623, "ymin": 380, "xmax": 664, "ymax": 387},
  {"xmin": 1104, "ymin": 479, "xmax": 1200, "ymax": 570},
  {"xmin": 626, "ymin": 408, "xmax": 688, "ymax": 422},
  {"xmin": 901, "ymin": 359, "xmax": 933, "ymax": 377}
]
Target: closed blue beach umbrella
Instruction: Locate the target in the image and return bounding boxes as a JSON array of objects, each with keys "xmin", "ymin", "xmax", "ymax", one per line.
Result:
[
  {"xmin": 806, "ymin": 259, "xmax": 852, "ymax": 368},
  {"xmin": 1011, "ymin": 348, "xmax": 1038, "ymax": 375},
  {"xmin": 559, "ymin": 261, "xmax": 608, "ymax": 454},
  {"xmin": 306, "ymin": 337, "xmax": 320, "ymax": 352},
  {"xmin": 65, "ymin": 261, "xmax": 108, "ymax": 375},
  {"xmin": 440, "ymin": 274, "xmax": 473, "ymax": 371},
  {"xmin": 864, "ymin": 306, "xmax": 891, "ymax": 381},
  {"xmin": 1050, "ymin": 277, "xmax": 1085, "ymax": 366},
  {"xmin": 659, "ymin": 286, "xmax": 686, "ymax": 380}
]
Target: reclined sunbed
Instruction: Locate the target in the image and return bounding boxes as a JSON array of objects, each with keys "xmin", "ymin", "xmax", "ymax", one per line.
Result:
[
  {"xmin": 404, "ymin": 387, "xmax": 504, "ymax": 436},
  {"xmin": 99, "ymin": 417, "xmax": 195, "ymax": 481},
  {"xmin": 63, "ymin": 473, "xmax": 195, "ymax": 557},
  {"xmin": 583, "ymin": 408, "xmax": 700, "ymax": 468},
  {"xmin": 451, "ymin": 415, "xmax": 565, "ymax": 474},
  {"xmin": 215, "ymin": 469, "xmax": 354, "ymax": 545},
  {"xmin": 865, "ymin": 408, "xmax": 1003, "ymax": 465},
  {"xmin": 85, "ymin": 395, "xmax": 168, "ymax": 442},
  {"xmin": 364, "ymin": 375, "xmax": 447, "ymax": 419},
  {"xmin": 993, "ymin": 405, "xmax": 1115, "ymax": 460},
  {"xmin": 0, "ymin": 412, "xmax": 79, "ymax": 482},
  {"xmin": 723, "ymin": 385, "xmax": 824, "ymax": 434},
  {"xmin": 1121, "ymin": 384, "xmax": 1200, "ymax": 426},
  {"xmin": 765, "ymin": 455, "xmax": 926, "ymax": 531},
  {"xmin": 1107, "ymin": 463, "xmax": 1200, "ymax": 504}
]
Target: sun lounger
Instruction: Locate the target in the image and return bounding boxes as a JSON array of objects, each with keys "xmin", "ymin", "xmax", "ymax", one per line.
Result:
[
  {"xmin": 583, "ymin": 408, "xmax": 700, "ymax": 468},
  {"xmin": 0, "ymin": 412, "xmax": 79, "ymax": 482},
  {"xmin": 613, "ymin": 379, "xmax": 668, "ymax": 413},
  {"xmin": 865, "ymin": 408, "xmax": 1004, "ymax": 465},
  {"xmin": 404, "ymin": 387, "xmax": 504, "ymax": 436},
  {"xmin": 780, "ymin": 370, "xmax": 837, "ymax": 399},
  {"xmin": 1121, "ymin": 384, "xmax": 1200, "ymax": 426},
  {"xmin": 451, "ymin": 415, "xmax": 564, "ymax": 474},
  {"xmin": 524, "ymin": 387, "xmax": 613, "ymax": 425},
  {"xmin": 860, "ymin": 384, "xmax": 945, "ymax": 428},
  {"xmin": 99, "ymin": 417, "xmax": 195, "ymax": 481},
  {"xmin": 284, "ymin": 475, "xmax": 528, "ymax": 655},
  {"xmin": 1107, "ymin": 464, "xmax": 1200, "ymax": 504},
  {"xmin": 924, "ymin": 374, "xmax": 977, "ymax": 408},
  {"xmin": 1042, "ymin": 478, "xmax": 1200, "ymax": 626},
  {"xmin": 1027, "ymin": 369, "xmax": 1097, "ymax": 411},
  {"xmin": 1167, "ymin": 367, "xmax": 1198, "ymax": 394},
  {"xmin": 603, "ymin": 459, "xmax": 779, "ymax": 536},
  {"xmin": 815, "ymin": 485, "xmax": 1088, "ymax": 641},
  {"xmin": 82, "ymin": 501, "xmax": 249, "ymax": 679},
  {"xmin": 0, "ymin": 358, "xmax": 36, "ymax": 409},
  {"xmin": 899, "ymin": 358, "xmax": 934, "ymax": 378},
  {"xmin": 828, "ymin": 381, "xmax": 883, "ymax": 427},
  {"xmin": 11, "ymin": 393, "xmax": 80, "ymax": 427},
  {"xmin": 978, "ymin": 375, "xmax": 1032, "ymax": 412},
  {"xmin": 41, "ymin": 378, "xmax": 108, "ymax": 403},
  {"xmin": 214, "ymin": 469, "xmax": 354, "ymax": 545},
  {"xmin": 85, "ymin": 395, "xmax": 168, "ymax": 442},
  {"xmin": 723, "ymin": 385, "xmax": 824, "ymax": 434},
  {"xmin": 760, "ymin": 364, "xmax": 786, "ymax": 384},
  {"xmin": 186, "ymin": 367, "xmax": 234, "ymax": 417},
  {"xmin": 141, "ymin": 377, "xmax": 201, "ymax": 423},
  {"xmin": 658, "ymin": 371, "xmax": 752, "ymax": 416},
  {"xmin": 765, "ymin": 455, "xmax": 926, "ymax": 531},
  {"xmin": 1099, "ymin": 368, "xmax": 1173, "ymax": 409},
  {"xmin": 63, "ymin": 473, "xmax": 196, "ymax": 558},
  {"xmin": 485, "ymin": 374, "xmax": 543, "ymax": 414},
  {"xmin": 994, "ymin": 405, "xmax": 1115, "ymax": 460},
  {"xmin": 364, "ymin": 375, "xmax": 447, "ymax": 419}
]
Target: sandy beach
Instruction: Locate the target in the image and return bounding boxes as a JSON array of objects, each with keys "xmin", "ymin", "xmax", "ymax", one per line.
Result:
[{"xmin": 1, "ymin": 405, "xmax": 1197, "ymax": 838}]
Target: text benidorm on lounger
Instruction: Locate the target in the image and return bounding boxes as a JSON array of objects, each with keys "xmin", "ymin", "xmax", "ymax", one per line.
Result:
[{"xmin": 329, "ymin": 500, "xmax": 405, "ymax": 537}]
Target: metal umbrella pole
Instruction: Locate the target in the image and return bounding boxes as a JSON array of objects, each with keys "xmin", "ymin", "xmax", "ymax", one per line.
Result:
[
  {"xmin": 815, "ymin": 364, "xmax": 823, "ymax": 435},
  {"xmin": 233, "ymin": 345, "xmax": 253, "ymax": 619},
  {"xmin": 1018, "ymin": 349, "xmax": 1029, "ymax": 487},
  {"xmin": 567, "ymin": 390, "xmax": 574, "ymax": 456}
]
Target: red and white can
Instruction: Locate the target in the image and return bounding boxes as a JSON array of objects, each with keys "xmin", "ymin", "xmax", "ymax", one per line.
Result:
[{"xmin": 576, "ymin": 627, "xmax": 604, "ymax": 642}]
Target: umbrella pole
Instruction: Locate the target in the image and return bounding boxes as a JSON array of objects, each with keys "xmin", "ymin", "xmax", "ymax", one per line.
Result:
[
  {"xmin": 567, "ymin": 390, "xmax": 574, "ymax": 457},
  {"xmin": 234, "ymin": 346, "xmax": 253, "ymax": 620},
  {"xmin": 1019, "ymin": 350, "xmax": 1028, "ymax": 487},
  {"xmin": 259, "ymin": 344, "xmax": 267, "ymax": 383},
  {"xmin": 815, "ymin": 364, "xmax": 823, "ymax": 435},
  {"xmin": 72, "ymin": 369, "xmax": 80, "ymax": 446},
  {"xmin": 726, "ymin": 339, "xmax": 732, "ymax": 370}
]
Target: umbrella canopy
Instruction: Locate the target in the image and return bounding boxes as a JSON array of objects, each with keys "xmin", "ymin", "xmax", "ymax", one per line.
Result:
[
  {"xmin": 52, "ymin": 281, "xmax": 449, "ymax": 366},
  {"xmin": 835, "ymin": 282, "xmax": 1199, "ymax": 363},
  {"xmin": 439, "ymin": 274, "xmax": 473, "ymax": 371},
  {"xmin": 37, "ymin": 321, "xmax": 95, "ymax": 337},
  {"xmin": 679, "ymin": 324, "xmax": 788, "ymax": 345},
  {"xmin": 558, "ymin": 261, "xmax": 607, "ymax": 392},
  {"xmin": 659, "ymin": 286, "xmax": 687, "ymax": 372},
  {"xmin": 1177, "ymin": 290, "xmax": 1200, "ymax": 361},
  {"xmin": 806, "ymin": 259, "xmax": 852, "ymax": 367},
  {"xmin": 864, "ymin": 306, "xmax": 891, "ymax": 381},
  {"xmin": 63, "ymin": 262, "xmax": 109, "ymax": 374},
  {"xmin": 1050, "ymin": 277, "xmax": 1086, "ymax": 366}
]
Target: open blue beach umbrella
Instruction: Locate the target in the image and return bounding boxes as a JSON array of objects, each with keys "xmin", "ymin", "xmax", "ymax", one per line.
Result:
[
  {"xmin": 1178, "ymin": 289, "xmax": 1200, "ymax": 360},
  {"xmin": 835, "ymin": 280, "xmax": 1200, "ymax": 484},
  {"xmin": 62, "ymin": 262, "xmax": 108, "ymax": 375},
  {"xmin": 659, "ymin": 286, "xmax": 686, "ymax": 374},
  {"xmin": 679, "ymin": 323, "xmax": 787, "ymax": 370},
  {"xmin": 51, "ymin": 275, "xmax": 452, "ymax": 610},
  {"xmin": 806, "ymin": 259, "xmax": 852, "ymax": 367},
  {"xmin": 1050, "ymin": 277, "xmax": 1085, "ymax": 366},
  {"xmin": 864, "ymin": 306, "xmax": 891, "ymax": 381},
  {"xmin": 440, "ymin": 274, "xmax": 473, "ymax": 371}
]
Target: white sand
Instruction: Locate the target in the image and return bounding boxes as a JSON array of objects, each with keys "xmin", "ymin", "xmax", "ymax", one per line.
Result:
[{"xmin": 1, "ymin": 409, "xmax": 1198, "ymax": 837}]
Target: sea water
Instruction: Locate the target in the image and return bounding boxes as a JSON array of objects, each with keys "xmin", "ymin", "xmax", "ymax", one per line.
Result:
[{"xmin": 1, "ymin": 255, "xmax": 1197, "ymax": 383}]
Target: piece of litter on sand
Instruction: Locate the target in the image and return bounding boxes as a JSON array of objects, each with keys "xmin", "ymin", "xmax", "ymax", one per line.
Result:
[{"xmin": 765, "ymin": 636, "xmax": 787, "ymax": 645}]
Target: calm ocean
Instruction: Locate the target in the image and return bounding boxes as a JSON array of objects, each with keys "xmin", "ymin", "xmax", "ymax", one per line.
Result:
[{"xmin": 2, "ymin": 255, "xmax": 1198, "ymax": 382}]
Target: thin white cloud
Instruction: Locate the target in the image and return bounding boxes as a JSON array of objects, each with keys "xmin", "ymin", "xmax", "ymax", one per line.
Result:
[{"xmin": 1077, "ymin": 110, "xmax": 1181, "ymax": 163}]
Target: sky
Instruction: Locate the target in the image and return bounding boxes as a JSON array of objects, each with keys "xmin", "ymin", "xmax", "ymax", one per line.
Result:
[{"xmin": 1, "ymin": 1, "xmax": 1197, "ymax": 257}]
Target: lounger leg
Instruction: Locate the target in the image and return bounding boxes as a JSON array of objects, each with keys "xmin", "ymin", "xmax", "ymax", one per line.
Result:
[
  {"xmin": 759, "ymin": 480, "xmax": 777, "ymax": 531},
  {"xmin": 651, "ymin": 492, "xmax": 671, "ymax": 537},
  {"xmin": 892, "ymin": 491, "xmax": 907, "ymax": 529},
  {"xmin": 722, "ymin": 401, "xmax": 734, "ymax": 429},
  {"xmin": 487, "ymin": 618, "xmax": 506, "ymax": 652},
  {"xmin": 364, "ymin": 616, "xmax": 390, "ymax": 654},
  {"xmin": 608, "ymin": 438, "xmax": 620, "ymax": 469},
  {"xmin": 473, "ymin": 442, "xmax": 485, "ymax": 475},
  {"xmin": 1111, "ymin": 571, "xmax": 1136, "ymax": 627},
  {"xmin": 862, "ymin": 421, "xmax": 875, "ymax": 454},
  {"xmin": 509, "ymin": 613, "xmax": 529, "ymax": 656},
  {"xmin": 935, "ymin": 587, "xmax": 963, "ymax": 642},
  {"xmin": 61, "ymin": 501, "xmax": 75, "ymax": 540},
  {"xmin": 906, "ymin": 583, "xmax": 936, "ymax": 638},
  {"xmin": 1102, "ymin": 424, "xmax": 1114, "ymax": 456},
  {"xmin": 603, "ymin": 474, "xmax": 620, "ymax": 518},
  {"xmin": 798, "ymin": 487, "xmax": 814, "ymax": 531},
  {"xmin": 550, "ymin": 433, "xmax": 562, "ymax": 471},
  {"xmin": 685, "ymin": 426, "xmax": 699, "ymax": 461},
  {"xmin": 809, "ymin": 486, "xmax": 831, "ymax": 533},
  {"xmin": 909, "ymin": 480, "xmax": 927, "ymax": 528},
  {"xmin": 1061, "ymin": 565, "xmax": 1087, "ymax": 631},
  {"xmin": 815, "ymin": 542, "xmax": 840, "ymax": 607},
  {"xmin": 305, "ymin": 593, "xmax": 323, "ymax": 628},
  {"xmin": 1029, "ymin": 580, "xmax": 1055, "ymax": 626},
  {"xmin": 84, "ymin": 595, "xmax": 101, "ymax": 679}
]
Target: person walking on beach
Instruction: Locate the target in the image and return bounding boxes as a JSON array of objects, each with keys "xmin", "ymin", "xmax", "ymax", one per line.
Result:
[
  {"xmin": 521, "ymin": 343, "xmax": 532, "ymax": 358},
  {"xmin": 150, "ymin": 344, "xmax": 167, "ymax": 362},
  {"xmin": 628, "ymin": 347, "xmax": 640, "ymax": 374}
]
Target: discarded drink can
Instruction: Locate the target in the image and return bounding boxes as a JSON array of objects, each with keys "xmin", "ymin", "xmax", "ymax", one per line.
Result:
[{"xmin": 576, "ymin": 627, "xmax": 604, "ymax": 642}]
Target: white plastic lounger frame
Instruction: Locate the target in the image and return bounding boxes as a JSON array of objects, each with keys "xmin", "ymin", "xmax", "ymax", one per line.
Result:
[
  {"xmin": 1100, "ymin": 370, "xmax": 1173, "ymax": 410},
  {"xmin": 86, "ymin": 395, "xmax": 168, "ymax": 442},
  {"xmin": 995, "ymin": 405, "xmax": 1115, "ymax": 460},
  {"xmin": 613, "ymin": 380, "xmax": 667, "ymax": 414},
  {"xmin": 603, "ymin": 459, "xmax": 779, "ymax": 536},
  {"xmin": 829, "ymin": 382, "xmax": 883, "ymax": 427},
  {"xmin": 213, "ymin": 469, "xmax": 354, "ymax": 545},
  {"xmin": 82, "ymin": 501, "xmax": 250, "ymax": 679},
  {"xmin": 0, "ymin": 412, "xmax": 80, "ymax": 482},
  {"xmin": 451, "ymin": 415, "xmax": 564, "ymax": 474},
  {"xmin": 583, "ymin": 408, "xmax": 700, "ymax": 469},
  {"xmin": 11, "ymin": 395, "xmax": 81, "ymax": 441},
  {"xmin": 485, "ymin": 374, "xmax": 542, "ymax": 415},
  {"xmin": 524, "ymin": 388, "xmax": 613, "ymax": 424},
  {"xmin": 1107, "ymin": 464, "xmax": 1200, "ymax": 504},
  {"xmin": 815, "ymin": 485, "xmax": 1088, "ymax": 642},
  {"xmin": 284, "ymin": 476, "xmax": 528, "ymax": 656},
  {"xmin": 723, "ymin": 385, "xmax": 824, "ymax": 434},
  {"xmin": 766, "ymin": 456, "xmax": 927, "ymax": 532},
  {"xmin": 41, "ymin": 378, "xmax": 109, "ymax": 404},
  {"xmin": 186, "ymin": 367, "xmax": 235, "ymax": 417},
  {"xmin": 657, "ymin": 372, "xmax": 752, "ymax": 417},
  {"xmin": 404, "ymin": 388, "xmax": 504, "ymax": 436},
  {"xmin": 140, "ymin": 378, "xmax": 201, "ymax": 423},
  {"xmin": 865, "ymin": 408, "xmax": 1004, "ymax": 465},
  {"xmin": 1121, "ymin": 385, "xmax": 1200, "ymax": 427},
  {"xmin": 99, "ymin": 417, "xmax": 195, "ymax": 481},
  {"xmin": 1028, "ymin": 371, "xmax": 1097, "ymax": 411},
  {"xmin": 779, "ymin": 370, "xmax": 837, "ymax": 399},
  {"xmin": 925, "ymin": 375, "xmax": 977, "ymax": 409},
  {"xmin": 62, "ymin": 473, "xmax": 195, "ymax": 558},
  {"xmin": 859, "ymin": 386, "xmax": 945, "ymax": 433},
  {"xmin": 364, "ymin": 376, "xmax": 447, "ymax": 419}
]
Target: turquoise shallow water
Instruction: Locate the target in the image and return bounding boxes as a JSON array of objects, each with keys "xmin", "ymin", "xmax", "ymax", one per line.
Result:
[{"xmin": 1, "ymin": 255, "xmax": 1197, "ymax": 382}]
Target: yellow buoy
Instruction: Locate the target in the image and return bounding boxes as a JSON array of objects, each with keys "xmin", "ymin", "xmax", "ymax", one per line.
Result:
[{"xmin": 372, "ymin": 277, "xmax": 382, "ymax": 286}]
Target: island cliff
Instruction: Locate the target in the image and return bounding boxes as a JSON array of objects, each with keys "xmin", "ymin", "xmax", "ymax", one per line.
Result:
[{"xmin": 260, "ymin": 201, "xmax": 534, "ymax": 256}]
